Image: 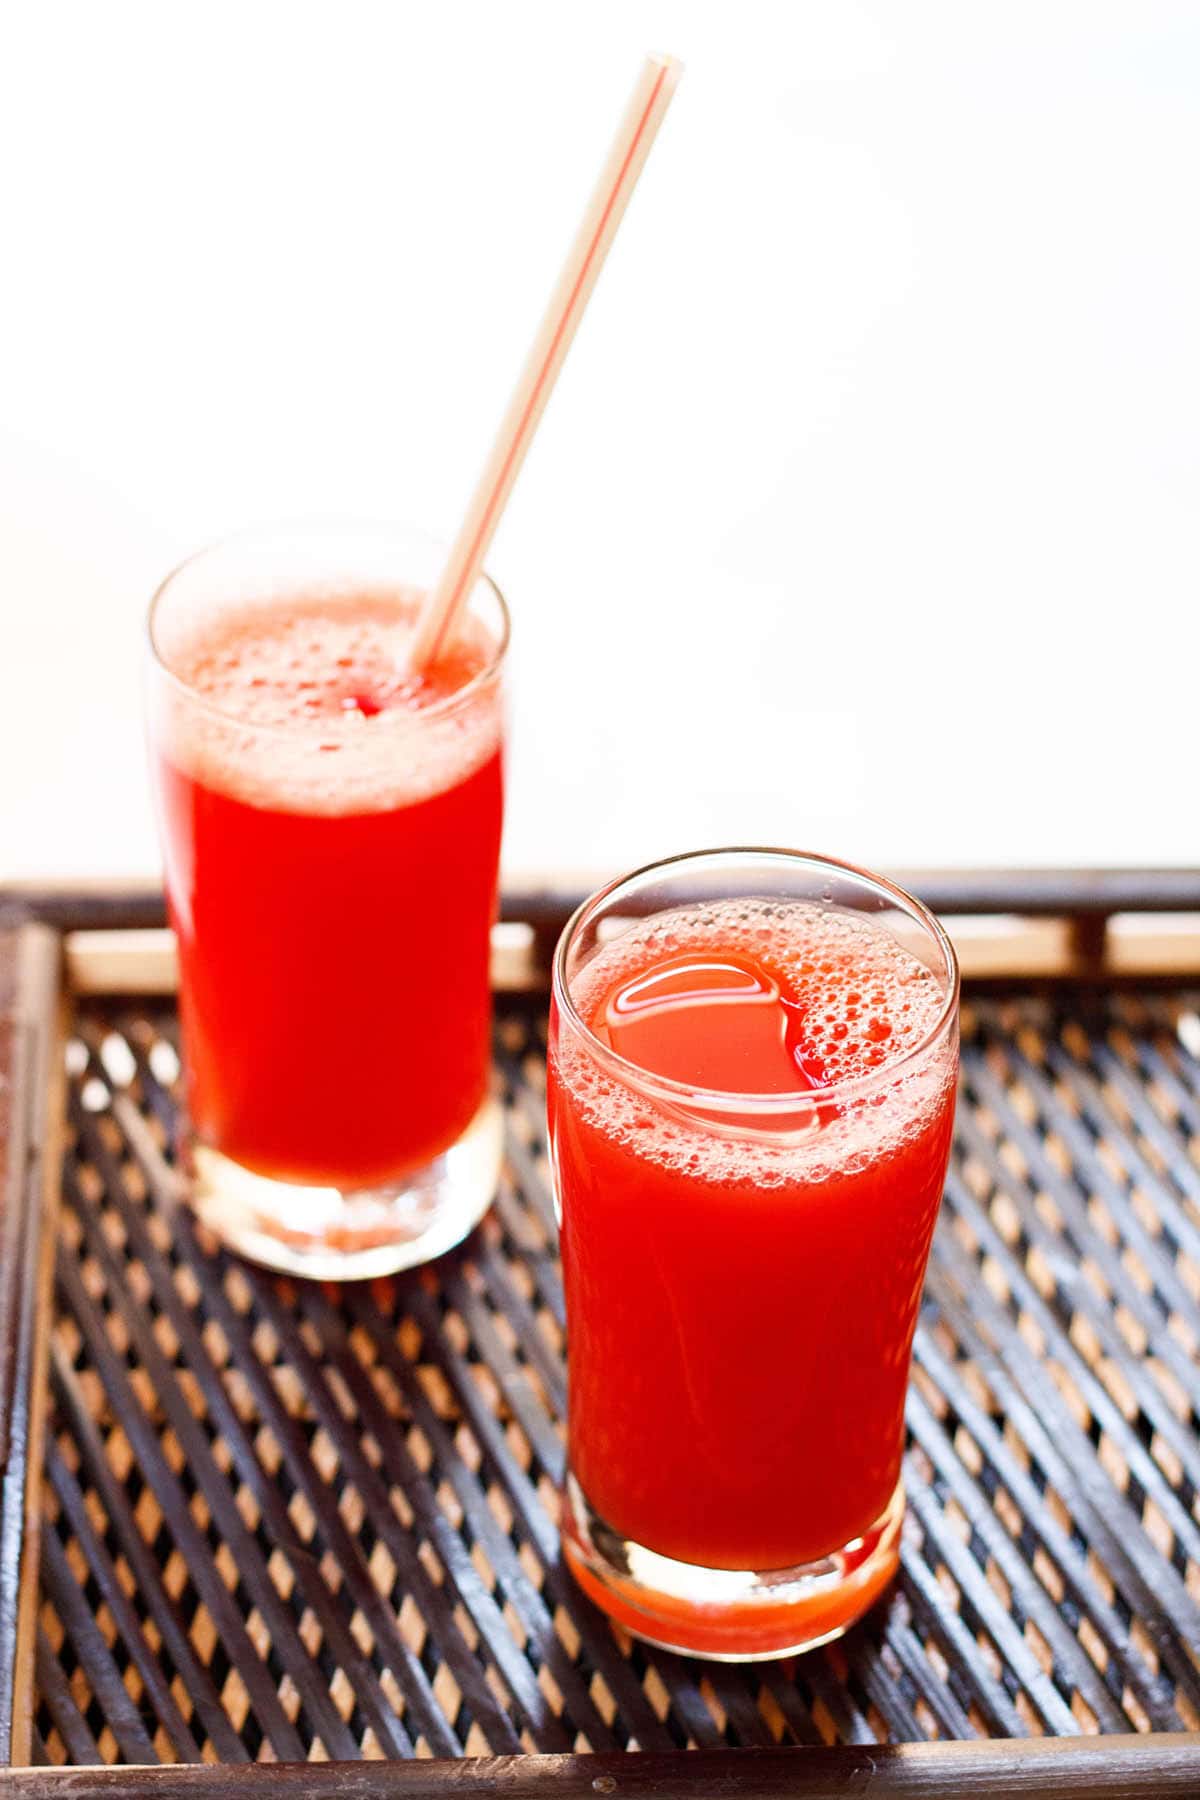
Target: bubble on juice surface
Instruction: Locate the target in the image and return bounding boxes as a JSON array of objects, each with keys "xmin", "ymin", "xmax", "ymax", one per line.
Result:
[
  {"xmin": 153, "ymin": 587, "xmax": 503, "ymax": 815},
  {"xmin": 552, "ymin": 898, "xmax": 956, "ymax": 1187}
]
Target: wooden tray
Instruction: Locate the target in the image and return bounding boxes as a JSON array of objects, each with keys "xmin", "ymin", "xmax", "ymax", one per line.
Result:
[{"xmin": 1, "ymin": 874, "xmax": 1199, "ymax": 1797}]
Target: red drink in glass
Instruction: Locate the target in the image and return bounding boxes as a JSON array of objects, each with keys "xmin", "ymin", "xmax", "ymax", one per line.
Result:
[
  {"xmin": 146, "ymin": 528, "xmax": 508, "ymax": 1278},
  {"xmin": 548, "ymin": 850, "xmax": 959, "ymax": 1659}
]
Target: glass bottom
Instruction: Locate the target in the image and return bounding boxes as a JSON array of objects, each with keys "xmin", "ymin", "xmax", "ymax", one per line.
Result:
[
  {"xmin": 561, "ymin": 1472, "xmax": 903, "ymax": 1662},
  {"xmin": 184, "ymin": 1095, "xmax": 503, "ymax": 1280}
]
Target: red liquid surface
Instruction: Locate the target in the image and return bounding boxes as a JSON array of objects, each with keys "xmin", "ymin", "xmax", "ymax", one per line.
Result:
[
  {"xmin": 152, "ymin": 594, "xmax": 503, "ymax": 1187},
  {"xmin": 548, "ymin": 902, "xmax": 957, "ymax": 1572}
]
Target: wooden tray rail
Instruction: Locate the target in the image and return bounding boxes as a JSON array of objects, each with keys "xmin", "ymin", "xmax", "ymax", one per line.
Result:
[
  {"xmin": 3, "ymin": 868, "xmax": 1200, "ymax": 988},
  {"xmin": 2, "ymin": 1734, "xmax": 1200, "ymax": 1796}
]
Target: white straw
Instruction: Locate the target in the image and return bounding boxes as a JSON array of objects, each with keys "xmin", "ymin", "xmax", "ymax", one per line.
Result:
[{"xmin": 408, "ymin": 52, "xmax": 682, "ymax": 669}]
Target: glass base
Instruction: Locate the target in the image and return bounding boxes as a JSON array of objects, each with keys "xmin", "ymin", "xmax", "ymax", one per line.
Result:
[
  {"xmin": 561, "ymin": 1472, "xmax": 903, "ymax": 1661},
  {"xmin": 184, "ymin": 1095, "xmax": 503, "ymax": 1280}
]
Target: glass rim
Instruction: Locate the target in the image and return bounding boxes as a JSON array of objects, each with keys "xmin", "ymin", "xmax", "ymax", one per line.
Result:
[
  {"xmin": 552, "ymin": 845, "xmax": 961, "ymax": 1116},
  {"xmin": 146, "ymin": 519, "xmax": 511, "ymax": 739}
]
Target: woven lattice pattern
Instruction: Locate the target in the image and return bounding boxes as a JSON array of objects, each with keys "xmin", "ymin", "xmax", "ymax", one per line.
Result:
[{"xmin": 34, "ymin": 990, "xmax": 1200, "ymax": 1764}]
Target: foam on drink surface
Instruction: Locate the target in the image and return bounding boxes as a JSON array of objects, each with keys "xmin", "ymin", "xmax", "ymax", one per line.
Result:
[
  {"xmin": 553, "ymin": 899, "xmax": 956, "ymax": 1185},
  {"xmin": 154, "ymin": 588, "xmax": 503, "ymax": 815}
]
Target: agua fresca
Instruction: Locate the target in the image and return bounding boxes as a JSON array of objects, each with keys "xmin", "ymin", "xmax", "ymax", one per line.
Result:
[
  {"xmin": 548, "ymin": 895, "xmax": 957, "ymax": 1651},
  {"xmin": 152, "ymin": 591, "xmax": 503, "ymax": 1188}
]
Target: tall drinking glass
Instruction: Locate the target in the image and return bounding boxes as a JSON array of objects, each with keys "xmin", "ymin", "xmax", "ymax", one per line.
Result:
[
  {"xmin": 548, "ymin": 848, "xmax": 959, "ymax": 1659},
  {"xmin": 146, "ymin": 524, "xmax": 508, "ymax": 1279}
]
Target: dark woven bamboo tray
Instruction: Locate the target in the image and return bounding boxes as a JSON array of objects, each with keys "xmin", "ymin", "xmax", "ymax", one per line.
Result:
[{"xmin": 1, "ymin": 876, "xmax": 1199, "ymax": 1797}]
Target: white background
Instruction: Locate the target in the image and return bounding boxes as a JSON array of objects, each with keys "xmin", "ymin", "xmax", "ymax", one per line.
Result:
[{"xmin": 1, "ymin": 1, "xmax": 1196, "ymax": 886}]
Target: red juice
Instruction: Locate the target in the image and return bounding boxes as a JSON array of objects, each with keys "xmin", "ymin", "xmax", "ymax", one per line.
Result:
[
  {"xmin": 150, "ymin": 591, "xmax": 504, "ymax": 1188},
  {"xmin": 548, "ymin": 898, "xmax": 957, "ymax": 1577}
]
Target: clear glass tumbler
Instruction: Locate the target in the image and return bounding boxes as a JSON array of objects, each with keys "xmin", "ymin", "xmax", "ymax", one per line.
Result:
[
  {"xmin": 548, "ymin": 848, "xmax": 959, "ymax": 1659},
  {"xmin": 146, "ymin": 523, "xmax": 508, "ymax": 1279}
]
